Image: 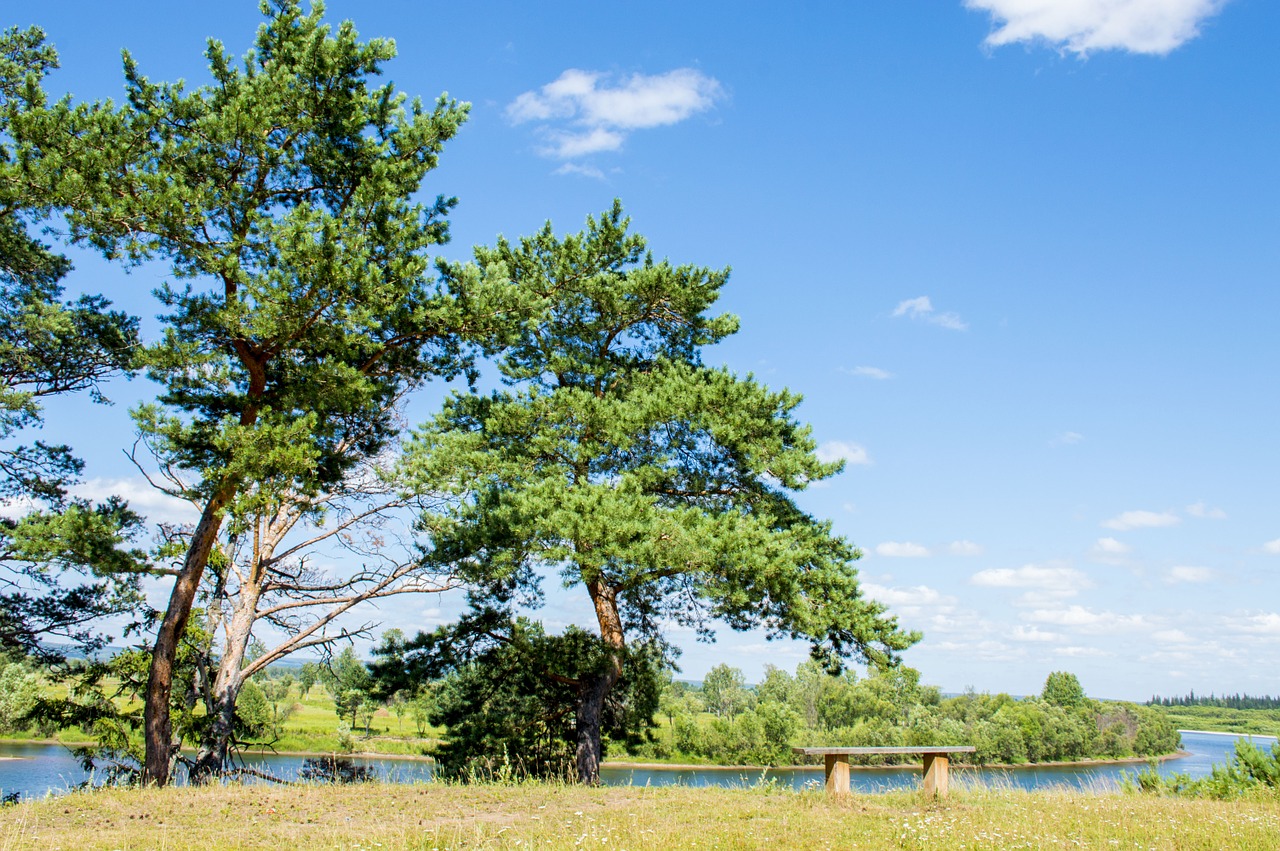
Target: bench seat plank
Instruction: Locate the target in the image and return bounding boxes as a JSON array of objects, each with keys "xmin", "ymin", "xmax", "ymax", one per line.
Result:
[{"xmin": 792, "ymin": 745, "xmax": 976, "ymax": 797}]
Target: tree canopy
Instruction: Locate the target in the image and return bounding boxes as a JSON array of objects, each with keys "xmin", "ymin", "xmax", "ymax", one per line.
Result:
[
  {"xmin": 400, "ymin": 202, "xmax": 919, "ymax": 782},
  {"xmin": 27, "ymin": 0, "xmax": 476, "ymax": 784},
  {"xmin": 0, "ymin": 25, "xmax": 146, "ymax": 664}
]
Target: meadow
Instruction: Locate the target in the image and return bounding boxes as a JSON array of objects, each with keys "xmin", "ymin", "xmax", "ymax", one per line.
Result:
[{"xmin": 2, "ymin": 781, "xmax": 1279, "ymax": 850}]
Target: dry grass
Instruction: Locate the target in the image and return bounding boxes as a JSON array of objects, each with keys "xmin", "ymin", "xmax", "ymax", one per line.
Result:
[{"xmin": 1, "ymin": 782, "xmax": 1278, "ymax": 850}]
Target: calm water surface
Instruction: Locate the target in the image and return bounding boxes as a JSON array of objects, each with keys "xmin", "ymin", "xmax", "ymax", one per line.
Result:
[{"xmin": 1, "ymin": 730, "xmax": 1273, "ymax": 800}]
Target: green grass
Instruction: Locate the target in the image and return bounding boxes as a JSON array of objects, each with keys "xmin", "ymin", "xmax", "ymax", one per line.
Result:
[
  {"xmin": 1154, "ymin": 705, "xmax": 1280, "ymax": 737},
  {"xmin": 2, "ymin": 781, "xmax": 1278, "ymax": 850}
]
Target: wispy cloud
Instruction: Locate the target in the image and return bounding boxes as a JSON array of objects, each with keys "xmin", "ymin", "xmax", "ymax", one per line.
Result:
[
  {"xmin": 963, "ymin": 0, "xmax": 1229, "ymax": 56},
  {"xmin": 553, "ymin": 162, "xmax": 607, "ymax": 180},
  {"xmin": 862, "ymin": 583, "xmax": 945, "ymax": 607},
  {"xmin": 875, "ymin": 541, "xmax": 931, "ymax": 558},
  {"xmin": 1264, "ymin": 539, "xmax": 1280, "ymax": 555},
  {"xmin": 891, "ymin": 296, "xmax": 967, "ymax": 331},
  {"xmin": 842, "ymin": 366, "xmax": 894, "ymax": 380},
  {"xmin": 1186, "ymin": 501, "xmax": 1227, "ymax": 520},
  {"xmin": 1011, "ymin": 624, "xmax": 1062, "ymax": 642},
  {"xmin": 817, "ymin": 440, "xmax": 871, "ymax": 466},
  {"xmin": 1089, "ymin": 536, "xmax": 1131, "ymax": 564},
  {"xmin": 72, "ymin": 477, "xmax": 198, "ymax": 526},
  {"xmin": 1051, "ymin": 431, "xmax": 1085, "ymax": 447},
  {"xmin": 1101, "ymin": 509, "xmax": 1181, "ymax": 531},
  {"xmin": 507, "ymin": 68, "xmax": 723, "ymax": 160},
  {"xmin": 1165, "ymin": 565, "xmax": 1214, "ymax": 584},
  {"xmin": 948, "ymin": 540, "xmax": 985, "ymax": 557},
  {"xmin": 1231, "ymin": 612, "xmax": 1280, "ymax": 637},
  {"xmin": 1025, "ymin": 604, "xmax": 1151, "ymax": 632},
  {"xmin": 971, "ymin": 563, "xmax": 1092, "ymax": 603}
]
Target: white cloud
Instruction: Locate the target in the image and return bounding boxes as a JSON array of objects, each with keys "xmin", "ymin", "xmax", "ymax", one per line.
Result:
[
  {"xmin": 1011, "ymin": 625, "xmax": 1061, "ymax": 642},
  {"xmin": 971, "ymin": 563, "xmax": 1091, "ymax": 600},
  {"xmin": 1089, "ymin": 536, "xmax": 1131, "ymax": 564},
  {"xmin": 507, "ymin": 68, "xmax": 723, "ymax": 160},
  {"xmin": 843, "ymin": 366, "xmax": 893, "ymax": 380},
  {"xmin": 1232, "ymin": 612, "xmax": 1280, "ymax": 636},
  {"xmin": 891, "ymin": 295, "xmax": 968, "ymax": 331},
  {"xmin": 1093, "ymin": 537, "xmax": 1131, "ymax": 555},
  {"xmin": 1264, "ymin": 539, "xmax": 1280, "ymax": 554},
  {"xmin": 72, "ymin": 477, "xmax": 198, "ymax": 526},
  {"xmin": 553, "ymin": 162, "xmax": 606, "ymax": 180},
  {"xmin": 1152, "ymin": 629, "xmax": 1193, "ymax": 644},
  {"xmin": 1051, "ymin": 431, "xmax": 1085, "ymax": 446},
  {"xmin": 1025, "ymin": 605, "xmax": 1150, "ymax": 632},
  {"xmin": 1165, "ymin": 565, "xmax": 1214, "ymax": 584},
  {"xmin": 862, "ymin": 583, "xmax": 944, "ymax": 607},
  {"xmin": 964, "ymin": 0, "xmax": 1229, "ymax": 56},
  {"xmin": 1101, "ymin": 509, "xmax": 1181, "ymax": 531},
  {"xmin": 875, "ymin": 541, "xmax": 931, "ymax": 558},
  {"xmin": 948, "ymin": 540, "xmax": 985, "ymax": 556},
  {"xmin": 817, "ymin": 440, "xmax": 871, "ymax": 466},
  {"xmin": 1055, "ymin": 646, "xmax": 1112, "ymax": 658},
  {"xmin": 1186, "ymin": 501, "xmax": 1227, "ymax": 520}
]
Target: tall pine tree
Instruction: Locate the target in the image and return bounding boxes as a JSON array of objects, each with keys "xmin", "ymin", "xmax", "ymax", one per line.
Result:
[
  {"xmin": 39, "ymin": 1, "xmax": 474, "ymax": 784},
  {"xmin": 403, "ymin": 202, "xmax": 919, "ymax": 783}
]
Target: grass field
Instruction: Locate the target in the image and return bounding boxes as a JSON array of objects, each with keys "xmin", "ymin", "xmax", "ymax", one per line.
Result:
[
  {"xmin": 2, "ymin": 782, "xmax": 1279, "ymax": 850},
  {"xmin": 1155, "ymin": 705, "xmax": 1280, "ymax": 737}
]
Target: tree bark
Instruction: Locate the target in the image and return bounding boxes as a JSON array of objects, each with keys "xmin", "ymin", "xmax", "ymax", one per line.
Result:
[
  {"xmin": 141, "ymin": 487, "xmax": 232, "ymax": 786},
  {"xmin": 577, "ymin": 580, "xmax": 625, "ymax": 784},
  {"xmin": 189, "ymin": 673, "xmax": 242, "ymax": 783},
  {"xmin": 189, "ymin": 576, "xmax": 259, "ymax": 783}
]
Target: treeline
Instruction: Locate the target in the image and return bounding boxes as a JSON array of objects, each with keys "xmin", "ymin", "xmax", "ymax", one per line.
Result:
[
  {"xmin": 628, "ymin": 665, "xmax": 1179, "ymax": 767},
  {"xmin": 1149, "ymin": 692, "xmax": 1280, "ymax": 710}
]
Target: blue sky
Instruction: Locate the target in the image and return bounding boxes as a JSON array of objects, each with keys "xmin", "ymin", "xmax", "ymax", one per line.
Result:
[{"xmin": 14, "ymin": 0, "xmax": 1280, "ymax": 700}]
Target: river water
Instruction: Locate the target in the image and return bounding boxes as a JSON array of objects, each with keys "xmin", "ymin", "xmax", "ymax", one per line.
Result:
[{"xmin": 1, "ymin": 730, "xmax": 1274, "ymax": 800}]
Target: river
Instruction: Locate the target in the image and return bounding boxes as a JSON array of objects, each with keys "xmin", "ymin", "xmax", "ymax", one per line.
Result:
[{"xmin": 1, "ymin": 730, "xmax": 1274, "ymax": 800}]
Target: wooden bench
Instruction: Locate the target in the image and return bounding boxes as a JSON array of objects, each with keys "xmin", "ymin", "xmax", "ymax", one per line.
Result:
[{"xmin": 792, "ymin": 746, "xmax": 977, "ymax": 797}]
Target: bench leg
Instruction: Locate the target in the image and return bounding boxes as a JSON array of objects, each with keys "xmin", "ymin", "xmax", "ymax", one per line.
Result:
[
  {"xmin": 921, "ymin": 754, "xmax": 949, "ymax": 798},
  {"xmin": 824, "ymin": 754, "xmax": 850, "ymax": 796}
]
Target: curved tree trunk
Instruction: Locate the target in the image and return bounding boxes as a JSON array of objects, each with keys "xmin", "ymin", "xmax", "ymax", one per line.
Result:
[
  {"xmin": 189, "ymin": 674, "xmax": 242, "ymax": 783},
  {"xmin": 141, "ymin": 488, "xmax": 232, "ymax": 786},
  {"xmin": 577, "ymin": 581, "xmax": 625, "ymax": 784},
  {"xmin": 189, "ymin": 579, "xmax": 259, "ymax": 783}
]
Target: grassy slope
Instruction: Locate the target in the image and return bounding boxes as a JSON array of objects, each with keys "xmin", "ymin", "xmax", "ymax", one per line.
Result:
[
  {"xmin": 1154, "ymin": 705, "xmax": 1280, "ymax": 737},
  {"xmin": 2, "ymin": 783, "xmax": 1278, "ymax": 850}
]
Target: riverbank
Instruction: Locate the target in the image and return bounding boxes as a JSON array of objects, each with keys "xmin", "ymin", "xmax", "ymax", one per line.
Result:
[
  {"xmin": 604, "ymin": 750, "xmax": 1191, "ymax": 772},
  {"xmin": 3, "ymin": 782, "xmax": 1277, "ymax": 850}
]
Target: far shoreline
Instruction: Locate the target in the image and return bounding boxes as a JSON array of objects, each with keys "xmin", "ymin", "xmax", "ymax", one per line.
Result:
[{"xmin": 604, "ymin": 750, "xmax": 1192, "ymax": 772}]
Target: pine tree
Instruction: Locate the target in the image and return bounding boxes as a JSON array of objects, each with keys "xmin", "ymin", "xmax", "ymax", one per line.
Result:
[
  {"xmin": 402, "ymin": 202, "xmax": 919, "ymax": 783},
  {"xmin": 36, "ymin": 1, "xmax": 472, "ymax": 784}
]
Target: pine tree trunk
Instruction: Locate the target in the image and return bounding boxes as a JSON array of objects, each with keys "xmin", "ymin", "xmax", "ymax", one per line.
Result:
[
  {"xmin": 189, "ymin": 587, "xmax": 257, "ymax": 783},
  {"xmin": 190, "ymin": 676, "xmax": 241, "ymax": 783},
  {"xmin": 142, "ymin": 489, "xmax": 231, "ymax": 786},
  {"xmin": 577, "ymin": 580, "xmax": 625, "ymax": 784}
]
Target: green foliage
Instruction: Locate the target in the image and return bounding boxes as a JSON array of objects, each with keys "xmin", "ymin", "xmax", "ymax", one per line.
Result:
[
  {"xmin": 322, "ymin": 647, "xmax": 373, "ymax": 727},
  {"xmin": 701, "ymin": 663, "xmax": 750, "ymax": 719},
  {"xmin": 1126, "ymin": 738, "xmax": 1280, "ymax": 800},
  {"xmin": 60, "ymin": 0, "xmax": 474, "ymax": 508},
  {"xmin": 0, "ymin": 657, "xmax": 42, "ymax": 733},
  {"xmin": 633, "ymin": 664, "xmax": 1183, "ymax": 769},
  {"xmin": 1042, "ymin": 670, "xmax": 1087, "ymax": 709},
  {"xmin": 374, "ymin": 614, "xmax": 662, "ymax": 779},
  {"xmin": 0, "ymin": 25, "xmax": 146, "ymax": 664},
  {"xmin": 401, "ymin": 203, "xmax": 916, "ymax": 781},
  {"xmin": 235, "ymin": 679, "xmax": 272, "ymax": 738}
]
